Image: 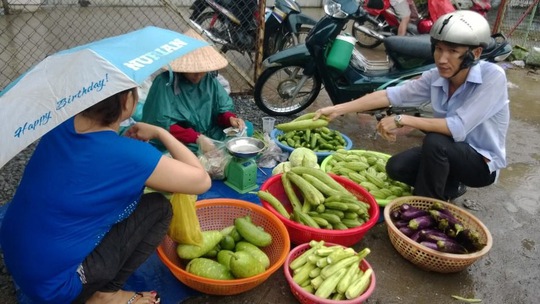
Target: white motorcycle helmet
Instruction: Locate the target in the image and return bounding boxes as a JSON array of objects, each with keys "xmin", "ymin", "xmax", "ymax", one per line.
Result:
[{"xmin": 430, "ymin": 10, "xmax": 491, "ymax": 69}]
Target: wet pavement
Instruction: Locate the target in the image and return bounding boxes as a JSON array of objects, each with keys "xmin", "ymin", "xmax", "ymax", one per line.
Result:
[{"xmin": 181, "ymin": 67, "xmax": 540, "ymax": 304}]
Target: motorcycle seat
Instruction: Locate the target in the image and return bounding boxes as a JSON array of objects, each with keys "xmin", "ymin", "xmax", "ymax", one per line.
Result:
[{"xmin": 383, "ymin": 34, "xmax": 433, "ymax": 60}]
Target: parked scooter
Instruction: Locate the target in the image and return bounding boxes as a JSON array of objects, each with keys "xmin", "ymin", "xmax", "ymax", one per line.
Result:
[
  {"xmin": 253, "ymin": 0, "xmax": 512, "ymax": 117},
  {"xmin": 189, "ymin": 0, "xmax": 317, "ymax": 59},
  {"xmin": 352, "ymin": 0, "xmax": 492, "ymax": 49},
  {"xmin": 351, "ymin": 0, "xmax": 455, "ymax": 49}
]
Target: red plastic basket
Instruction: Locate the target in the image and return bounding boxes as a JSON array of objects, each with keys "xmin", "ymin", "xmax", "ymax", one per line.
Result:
[
  {"xmin": 260, "ymin": 174, "xmax": 379, "ymax": 246},
  {"xmin": 284, "ymin": 242, "xmax": 376, "ymax": 304}
]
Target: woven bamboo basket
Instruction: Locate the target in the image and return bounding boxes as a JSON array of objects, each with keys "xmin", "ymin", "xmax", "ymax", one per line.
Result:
[{"xmin": 384, "ymin": 196, "xmax": 493, "ymax": 273}]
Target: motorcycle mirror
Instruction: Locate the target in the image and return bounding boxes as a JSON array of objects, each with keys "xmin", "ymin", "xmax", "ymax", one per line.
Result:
[{"xmin": 365, "ymin": 0, "xmax": 384, "ymax": 9}]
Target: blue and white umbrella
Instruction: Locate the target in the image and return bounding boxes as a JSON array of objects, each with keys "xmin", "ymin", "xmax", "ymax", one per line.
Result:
[{"xmin": 0, "ymin": 26, "xmax": 208, "ymax": 168}]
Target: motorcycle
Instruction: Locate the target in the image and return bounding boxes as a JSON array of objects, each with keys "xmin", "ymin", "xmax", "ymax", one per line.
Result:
[
  {"xmin": 351, "ymin": 0, "xmax": 456, "ymax": 49},
  {"xmin": 253, "ymin": 0, "xmax": 512, "ymax": 117},
  {"xmin": 351, "ymin": 0, "xmax": 493, "ymax": 49},
  {"xmin": 189, "ymin": 0, "xmax": 318, "ymax": 59}
]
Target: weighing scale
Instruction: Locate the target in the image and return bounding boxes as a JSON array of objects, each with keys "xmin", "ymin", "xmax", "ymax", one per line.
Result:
[{"xmin": 224, "ymin": 137, "xmax": 266, "ymax": 194}]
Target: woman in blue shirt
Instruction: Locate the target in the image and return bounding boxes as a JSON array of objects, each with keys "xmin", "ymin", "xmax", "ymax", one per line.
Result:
[
  {"xmin": 314, "ymin": 10, "xmax": 509, "ymax": 201},
  {"xmin": 0, "ymin": 86, "xmax": 211, "ymax": 303}
]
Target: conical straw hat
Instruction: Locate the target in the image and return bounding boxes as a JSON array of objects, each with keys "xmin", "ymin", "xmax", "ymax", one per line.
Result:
[{"xmin": 169, "ymin": 29, "xmax": 229, "ymax": 73}]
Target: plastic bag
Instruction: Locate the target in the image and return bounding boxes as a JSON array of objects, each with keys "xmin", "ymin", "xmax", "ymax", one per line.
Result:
[
  {"xmin": 258, "ymin": 133, "xmax": 289, "ymax": 168},
  {"xmin": 167, "ymin": 193, "xmax": 203, "ymax": 245},
  {"xmin": 198, "ymin": 139, "xmax": 231, "ymax": 180}
]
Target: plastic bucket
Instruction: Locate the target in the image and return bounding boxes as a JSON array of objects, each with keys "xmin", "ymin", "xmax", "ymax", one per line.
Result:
[{"xmin": 326, "ymin": 35, "xmax": 357, "ymax": 72}]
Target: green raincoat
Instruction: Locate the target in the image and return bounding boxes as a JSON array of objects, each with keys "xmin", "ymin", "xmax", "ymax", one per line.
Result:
[{"xmin": 142, "ymin": 72, "xmax": 235, "ymax": 152}]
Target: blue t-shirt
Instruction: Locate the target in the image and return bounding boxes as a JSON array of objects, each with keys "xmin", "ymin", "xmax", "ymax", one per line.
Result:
[{"xmin": 0, "ymin": 117, "xmax": 162, "ymax": 303}]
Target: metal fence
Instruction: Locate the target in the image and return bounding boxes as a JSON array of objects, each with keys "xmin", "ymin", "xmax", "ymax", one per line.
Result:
[
  {"xmin": 0, "ymin": 0, "xmax": 257, "ymax": 94},
  {"xmin": 1, "ymin": 0, "xmax": 539, "ymax": 95}
]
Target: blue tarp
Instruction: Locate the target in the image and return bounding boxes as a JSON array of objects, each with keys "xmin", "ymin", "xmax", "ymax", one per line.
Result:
[{"xmin": 0, "ymin": 167, "xmax": 272, "ymax": 303}]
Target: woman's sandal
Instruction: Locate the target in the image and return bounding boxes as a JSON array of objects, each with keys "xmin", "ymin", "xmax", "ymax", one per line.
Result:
[
  {"xmin": 126, "ymin": 292, "xmax": 161, "ymax": 304},
  {"xmin": 127, "ymin": 292, "xmax": 143, "ymax": 304}
]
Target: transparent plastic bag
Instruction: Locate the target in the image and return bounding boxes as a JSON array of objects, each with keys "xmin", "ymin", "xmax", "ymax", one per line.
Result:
[
  {"xmin": 257, "ymin": 133, "xmax": 288, "ymax": 168},
  {"xmin": 168, "ymin": 193, "xmax": 203, "ymax": 245},
  {"xmin": 197, "ymin": 139, "xmax": 231, "ymax": 180}
]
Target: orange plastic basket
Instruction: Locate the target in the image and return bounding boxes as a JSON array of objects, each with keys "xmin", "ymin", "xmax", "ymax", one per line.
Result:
[
  {"xmin": 156, "ymin": 199, "xmax": 290, "ymax": 295},
  {"xmin": 260, "ymin": 174, "xmax": 379, "ymax": 246},
  {"xmin": 284, "ymin": 242, "xmax": 376, "ymax": 304},
  {"xmin": 384, "ymin": 196, "xmax": 493, "ymax": 273}
]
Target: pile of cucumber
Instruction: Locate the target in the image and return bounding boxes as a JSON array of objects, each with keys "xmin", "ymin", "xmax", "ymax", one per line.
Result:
[
  {"xmin": 290, "ymin": 240, "xmax": 372, "ymax": 300},
  {"xmin": 274, "ymin": 113, "xmax": 347, "ymax": 152},
  {"xmin": 323, "ymin": 149, "xmax": 412, "ymax": 201},
  {"xmin": 257, "ymin": 166, "xmax": 371, "ymax": 230},
  {"xmin": 177, "ymin": 215, "xmax": 273, "ymax": 280}
]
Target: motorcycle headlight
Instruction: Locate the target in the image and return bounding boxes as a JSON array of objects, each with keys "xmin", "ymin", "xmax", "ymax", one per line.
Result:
[{"xmin": 323, "ymin": 0, "xmax": 349, "ymax": 19}]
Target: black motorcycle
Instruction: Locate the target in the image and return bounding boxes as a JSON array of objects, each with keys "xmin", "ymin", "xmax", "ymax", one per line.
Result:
[
  {"xmin": 253, "ymin": 0, "xmax": 512, "ymax": 117},
  {"xmin": 189, "ymin": 0, "xmax": 317, "ymax": 59}
]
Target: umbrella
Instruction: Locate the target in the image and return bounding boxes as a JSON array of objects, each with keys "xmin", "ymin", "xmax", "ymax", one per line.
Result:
[{"xmin": 0, "ymin": 26, "xmax": 209, "ymax": 168}]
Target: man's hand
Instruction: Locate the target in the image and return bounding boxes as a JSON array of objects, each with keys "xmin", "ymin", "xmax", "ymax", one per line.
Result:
[
  {"xmin": 376, "ymin": 116, "xmax": 398, "ymax": 142},
  {"xmin": 196, "ymin": 135, "xmax": 217, "ymax": 154},
  {"xmin": 314, "ymin": 106, "xmax": 340, "ymax": 121}
]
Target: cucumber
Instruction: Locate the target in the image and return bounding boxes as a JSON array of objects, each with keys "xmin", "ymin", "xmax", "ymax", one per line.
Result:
[
  {"xmin": 220, "ymin": 235, "xmax": 236, "ymax": 251},
  {"xmin": 216, "ymin": 250, "xmax": 235, "ymax": 269},
  {"xmin": 176, "ymin": 230, "xmax": 223, "ymax": 260},
  {"xmin": 234, "ymin": 216, "xmax": 272, "ymax": 247},
  {"xmin": 230, "ymin": 251, "xmax": 266, "ymax": 278},
  {"xmin": 186, "ymin": 258, "xmax": 234, "ymax": 280},
  {"xmin": 235, "ymin": 241, "xmax": 271, "ymax": 269}
]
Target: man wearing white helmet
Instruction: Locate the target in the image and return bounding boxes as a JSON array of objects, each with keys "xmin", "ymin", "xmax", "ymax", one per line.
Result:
[{"xmin": 314, "ymin": 10, "xmax": 509, "ymax": 202}]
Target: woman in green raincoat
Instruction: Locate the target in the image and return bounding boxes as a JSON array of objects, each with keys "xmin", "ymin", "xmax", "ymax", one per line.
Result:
[{"xmin": 142, "ymin": 29, "xmax": 247, "ymax": 154}]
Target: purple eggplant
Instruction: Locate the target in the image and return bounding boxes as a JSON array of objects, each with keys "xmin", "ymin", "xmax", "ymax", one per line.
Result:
[
  {"xmin": 398, "ymin": 226, "xmax": 416, "ymax": 237},
  {"xmin": 400, "ymin": 208, "xmax": 429, "ymax": 220},
  {"xmin": 400, "ymin": 203, "xmax": 413, "ymax": 212},
  {"xmin": 408, "ymin": 215, "xmax": 436, "ymax": 230},
  {"xmin": 455, "ymin": 229, "xmax": 486, "ymax": 252},
  {"xmin": 436, "ymin": 240, "xmax": 468, "ymax": 254},
  {"xmin": 429, "ymin": 209, "xmax": 462, "ymax": 226},
  {"xmin": 418, "ymin": 229, "xmax": 455, "ymax": 243},
  {"xmin": 431, "ymin": 210, "xmax": 464, "ymax": 235},
  {"xmin": 423, "ymin": 232, "xmax": 457, "ymax": 244},
  {"xmin": 393, "ymin": 219, "xmax": 410, "ymax": 228},
  {"xmin": 431, "ymin": 201, "xmax": 454, "ymax": 215},
  {"xmin": 390, "ymin": 210, "xmax": 402, "ymax": 221},
  {"xmin": 419, "ymin": 241, "xmax": 439, "ymax": 251},
  {"xmin": 409, "ymin": 230, "xmax": 422, "ymax": 242}
]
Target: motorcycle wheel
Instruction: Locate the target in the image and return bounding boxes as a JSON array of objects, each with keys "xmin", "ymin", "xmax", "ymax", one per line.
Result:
[
  {"xmin": 274, "ymin": 26, "xmax": 313, "ymax": 54},
  {"xmin": 195, "ymin": 12, "xmax": 228, "ymax": 45},
  {"xmin": 351, "ymin": 20, "xmax": 383, "ymax": 49},
  {"xmin": 254, "ymin": 64, "xmax": 321, "ymax": 116}
]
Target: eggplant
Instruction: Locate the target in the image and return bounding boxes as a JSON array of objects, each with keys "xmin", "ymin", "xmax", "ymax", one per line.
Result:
[
  {"xmin": 393, "ymin": 219, "xmax": 410, "ymax": 228},
  {"xmin": 390, "ymin": 210, "xmax": 401, "ymax": 221},
  {"xmin": 418, "ymin": 229, "xmax": 455, "ymax": 243},
  {"xmin": 431, "ymin": 211, "xmax": 464, "ymax": 235},
  {"xmin": 455, "ymin": 229, "xmax": 486, "ymax": 252},
  {"xmin": 436, "ymin": 240, "xmax": 468, "ymax": 254},
  {"xmin": 398, "ymin": 226, "xmax": 415, "ymax": 237},
  {"xmin": 400, "ymin": 208, "xmax": 429, "ymax": 221},
  {"xmin": 408, "ymin": 215, "xmax": 436, "ymax": 230},
  {"xmin": 431, "ymin": 201, "xmax": 454, "ymax": 215},
  {"xmin": 409, "ymin": 230, "xmax": 422, "ymax": 242},
  {"xmin": 429, "ymin": 210, "xmax": 462, "ymax": 226},
  {"xmin": 399, "ymin": 203, "xmax": 413, "ymax": 212},
  {"xmin": 419, "ymin": 241, "xmax": 439, "ymax": 251}
]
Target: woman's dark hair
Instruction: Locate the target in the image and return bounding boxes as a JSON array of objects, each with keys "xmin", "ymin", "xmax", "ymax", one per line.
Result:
[{"xmin": 80, "ymin": 87, "xmax": 136, "ymax": 126}]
